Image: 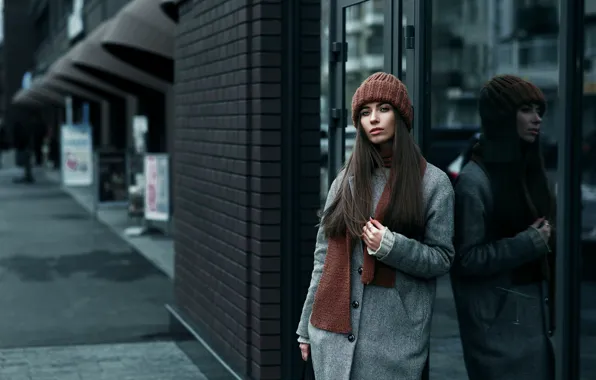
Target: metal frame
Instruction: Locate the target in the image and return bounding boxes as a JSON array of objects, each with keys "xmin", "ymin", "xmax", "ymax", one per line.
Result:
[
  {"xmin": 555, "ymin": 0, "xmax": 583, "ymax": 378},
  {"xmin": 411, "ymin": 0, "xmax": 431, "ymax": 154},
  {"xmin": 281, "ymin": 0, "xmax": 302, "ymax": 377},
  {"xmin": 385, "ymin": 0, "xmax": 403, "ymax": 76},
  {"xmin": 328, "ymin": 0, "xmax": 397, "ymax": 187}
]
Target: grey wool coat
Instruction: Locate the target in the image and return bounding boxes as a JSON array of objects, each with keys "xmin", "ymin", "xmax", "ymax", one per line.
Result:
[
  {"xmin": 296, "ymin": 163, "xmax": 455, "ymax": 380},
  {"xmin": 450, "ymin": 161, "xmax": 554, "ymax": 380}
]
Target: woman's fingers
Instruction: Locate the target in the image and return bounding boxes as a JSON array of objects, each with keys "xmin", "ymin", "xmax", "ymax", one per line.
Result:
[
  {"xmin": 370, "ymin": 219, "xmax": 384, "ymax": 229},
  {"xmin": 299, "ymin": 344, "xmax": 310, "ymax": 361}
]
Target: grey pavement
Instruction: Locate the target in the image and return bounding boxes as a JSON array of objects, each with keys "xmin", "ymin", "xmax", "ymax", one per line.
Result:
[
  {"xmin": 0, "ymin": 342, "xmax": 205, "ymax": 380},
  {"xmin": 18, "ymin": 161, "xmax": 596, "ymax": 379},
  {"xmin": 43, "ymin": 169, "xmax": 174, "ymax": 279},
  {"xmin": 0, "ymin": 166, "xmax": 208, "ymax": 379}
]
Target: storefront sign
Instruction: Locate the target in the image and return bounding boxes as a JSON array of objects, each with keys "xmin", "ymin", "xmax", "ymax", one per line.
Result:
[
  {"xmin": 61, "ymin": 123, "xmax": 93, "ymax": 186},
  {"xmin": 68, "ymin": 0, "xmax": 85, "ymax": 40},
  {"xmin": 21, "ymin": 72, "xmax": 32, "ymax": 90},
  {"xmin": 132, "ymin": 115, "xmax": 148, "ymax": 154},
  {"xmin": 95, "ymin": 150, "xmax": 128, "ymax": 206},
  {"xmin": 144, "ymin": 154, "xmax": 170, "ymax": 222}
]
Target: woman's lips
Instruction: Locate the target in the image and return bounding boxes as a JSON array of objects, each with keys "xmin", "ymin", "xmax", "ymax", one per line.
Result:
[{"xmin": 370, "ymin": 128, "xmax": 383, "ymax": 135}]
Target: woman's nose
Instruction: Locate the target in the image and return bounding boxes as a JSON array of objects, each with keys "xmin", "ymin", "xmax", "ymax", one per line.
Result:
[
  {"xmin": 370, "ymin": 111, "xmax": 379, "ymax": 122},
  {"xmin": 534, "ymin": 112, "xmax": 542, "ymax": 122}
]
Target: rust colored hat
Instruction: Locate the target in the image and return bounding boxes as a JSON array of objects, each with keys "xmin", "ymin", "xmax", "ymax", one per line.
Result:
[
  {"xmin": 479, "ymin": 75, "xmax": 546, "ymax": 125},
  {"xmin": 351, "ymin": 72, "xmax": 413, "ymax": 130}
]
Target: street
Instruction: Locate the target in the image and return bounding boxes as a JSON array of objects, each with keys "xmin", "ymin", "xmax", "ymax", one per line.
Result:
[{"xmin": 0, "ymin": 165, "xmax": 206, "ymax": 379}]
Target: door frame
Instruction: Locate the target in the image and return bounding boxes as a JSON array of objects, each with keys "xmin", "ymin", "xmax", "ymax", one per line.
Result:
[{"xmin": 327, "ymin": 0, "xmax": 398, "ymax": 187}]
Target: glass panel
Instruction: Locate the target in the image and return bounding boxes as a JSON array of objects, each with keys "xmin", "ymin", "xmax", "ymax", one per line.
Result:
[
  {"xmin": 320, "ymin": 0, "xmax": 386, "ymax": 206},
  {"xmin": 582, "ymin": 3, "xmax": 596, "ymax": 379},
  {"xmin": 428, "ymin": 0, "xmax": 564, "ymax": 379},
  {"xmin": 344, "ymin": 0, "xmax": 386, "ymax": 161},
  {"xmin": 320, "ymin": 0, "xmax": 330, "ymax": 205}
]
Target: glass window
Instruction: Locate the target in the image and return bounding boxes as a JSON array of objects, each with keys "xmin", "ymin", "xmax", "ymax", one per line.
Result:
[
  {"xmin": 366, "ymin": 25, "xmax": 384, "ymax": 55},
  {"xmin": 321, "ymin": 0, "xmax": 385, "ymax": 204}
]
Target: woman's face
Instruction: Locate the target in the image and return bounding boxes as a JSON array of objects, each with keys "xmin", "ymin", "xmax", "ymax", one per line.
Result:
[
  {"xmin": 516, "ymin": 104, "xmax": 542, "ymax": 143},
  {"xmin": 359, "ymin": 102, "xmax": 396, "ymax": 145}
]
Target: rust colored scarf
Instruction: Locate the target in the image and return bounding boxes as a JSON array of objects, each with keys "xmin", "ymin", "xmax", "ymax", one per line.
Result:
[{"xmin": 310, "ymin": 155, "xmax": 427, "ymax": 334}]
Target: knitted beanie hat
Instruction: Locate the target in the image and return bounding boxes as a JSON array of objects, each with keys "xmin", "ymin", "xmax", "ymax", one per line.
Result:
[
  {"xmin": 479, "ymin": 75, "xmax": 546, "ymax": 137},
  {"xmin": 351, "ymin": 72, "xmax": 413, "ymax": 130}
]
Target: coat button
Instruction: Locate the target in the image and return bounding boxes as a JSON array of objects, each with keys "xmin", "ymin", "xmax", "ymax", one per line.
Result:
[
  {"xmin": 347, "ymin": 334, "xmax": 355, "ymax": 342},
  {"xmin": 548, "ymin": 330, "xmax": 553, "ymax": 336},
  {"xmin": 544, "ymin": 297, "xmax": 549, "ymax": 305},
  {"xmin": 357, "ymin": 267, "xmax": 363, "ymax": 275},
  {"xmin": 352, "ymin": 301, "xmax": 359, "ymax": 309}
]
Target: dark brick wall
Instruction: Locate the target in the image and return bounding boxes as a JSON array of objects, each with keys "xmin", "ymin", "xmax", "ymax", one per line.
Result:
[{"xmin": 173, "ymin": 0, "xmax": 321, "ymax": 379}]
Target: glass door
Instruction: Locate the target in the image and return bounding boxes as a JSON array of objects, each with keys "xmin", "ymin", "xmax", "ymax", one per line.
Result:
[{"xmin": 325, "ymin": 0, "xmax": 399, "ymax": 198}]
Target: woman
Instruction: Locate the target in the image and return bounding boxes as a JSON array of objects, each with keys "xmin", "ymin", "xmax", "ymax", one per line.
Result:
[
  {"xmin": 451, "ymin": 75, "xmax": 555, "ymax": 380},
  {"xmin": 296, "ymin": 72, "xmax": 455, "ymax": 379}
]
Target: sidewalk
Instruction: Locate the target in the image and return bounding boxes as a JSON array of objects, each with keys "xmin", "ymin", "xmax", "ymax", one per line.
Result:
[
  {"xmin": 43, "ymin": 169, "xmax": 174, "ymax": 279},
  {"xmin": 0, "ymin": 167, "xmax": 210, "ymax": 379},
  {"xmin": 39, "ymin": 165, "xmax": 596, "ymax": 379}
]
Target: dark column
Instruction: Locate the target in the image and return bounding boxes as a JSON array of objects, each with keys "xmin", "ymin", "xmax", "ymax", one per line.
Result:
[
  {"xmin": 172, "ymin": 0, "xmax": 321, "ymax": 379},
  {"xmin": 555, "ymin": 0, "xmax": 583, "ymax": 379},
  {"xmin": 3, "ymin": 0, "xmax": 36, "ymax": 141}
]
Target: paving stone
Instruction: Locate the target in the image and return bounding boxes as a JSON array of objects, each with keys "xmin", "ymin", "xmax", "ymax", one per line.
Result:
[{"xmin": 0, "ymin": 342, "xmax": 207, "ymax": 380}]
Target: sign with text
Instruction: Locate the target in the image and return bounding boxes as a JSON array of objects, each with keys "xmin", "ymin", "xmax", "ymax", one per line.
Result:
[
  {"xmin": 61, "ymin": 123, "xmax": 93, "ymax": 186},
  {"xmin": 144, "ymin": 154, "xmax": 170, "ymax": 221}
]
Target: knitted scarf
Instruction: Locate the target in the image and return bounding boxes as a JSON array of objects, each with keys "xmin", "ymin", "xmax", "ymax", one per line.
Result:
[{"xmin": 309, "ymin": 155, "xmax": 427, "ymax": 334}]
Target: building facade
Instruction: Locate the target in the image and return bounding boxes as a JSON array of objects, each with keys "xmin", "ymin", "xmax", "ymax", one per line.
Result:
[
  {"xmin": 7, "ymin": 0, "xmax": 322, "ymax": 378},
  {"xmin": 4, "ymin": 0, "xmax": 593, "ymax": 379}
]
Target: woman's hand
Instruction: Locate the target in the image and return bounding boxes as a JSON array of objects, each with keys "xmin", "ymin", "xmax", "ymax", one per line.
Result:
[
  {"xmin": 362, "ymin": 217, "xmax": 386, "ymax": 252},
  {"xmin": 531, "ymin": 217, "xmax": 552, "ymax": 245},
  {"xmin": 299, "ymin": 343, "xmax": 310, "ymax": 361}
]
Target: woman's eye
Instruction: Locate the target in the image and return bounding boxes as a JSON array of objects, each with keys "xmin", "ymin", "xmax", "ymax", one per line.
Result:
[
  {"xmin": 380, "ymin": 107, "xmax": 389, "ymax": 112},
  {"xmin": 361, "ymin": 111, "xmax": 370, "ymax": 117}
]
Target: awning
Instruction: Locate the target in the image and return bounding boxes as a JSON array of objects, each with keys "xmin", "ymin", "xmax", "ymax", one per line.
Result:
[
  {"xmin": 30, "ymin": 87, "xmax": 66, "ymax": 106},
  {"xmin": 69, "ymin": 20, "xmax": 169, "ymax": 92},
  {"xmin": 41, "ymin": 75, "xmax": 105, "ymax": 104},
  {"xmin": 47, "ymin": 56, "xmax": 130, "ymax": 99},
  {"xmin": 27, "ymin": 76, "xmax": 67, "ymax": 106},
  {"xmin": 101, "ymin": 0, "xmax": 175, "ymax": 82},
  {"xmin": 12, "ymin": 88, "xmax": 43, "ymax": 107},
  {"xmin": 160, "ymin": 0, "xmax": 179, "ymax": 23}
]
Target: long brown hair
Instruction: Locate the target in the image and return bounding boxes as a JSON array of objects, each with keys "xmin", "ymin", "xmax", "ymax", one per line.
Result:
[{"xmin": 322, "ymin": 110, "xmax": 425, "ymax": 240}]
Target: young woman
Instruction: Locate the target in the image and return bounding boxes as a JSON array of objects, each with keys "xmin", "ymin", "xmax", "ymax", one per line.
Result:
[
  {"xmin": 451, "ymin": 75, "xmax": 555, "ymax": 380},
  {"xmin": 296, "ymin": 72, "xmax": 455, "ymax": 379}
]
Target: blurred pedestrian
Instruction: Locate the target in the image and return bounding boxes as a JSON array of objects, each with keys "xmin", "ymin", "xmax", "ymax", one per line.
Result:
[
  {"xmin": 296, "ymin": 72, "xmax": 455, "ymax": 380},
  {"xmin": 451, "ymin": 75, "xmax": 556, "ymax": 380},
  {"xmin": 13, "ymin": 121, "xmax": 34, "ymax": 183},
  {"xmin": 0, "ymin": 121, "xmax": 8, "ymax": 168}
]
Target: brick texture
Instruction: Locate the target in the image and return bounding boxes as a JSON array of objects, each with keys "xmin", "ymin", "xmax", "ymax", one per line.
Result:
[{"xmin": 173, "ymin": 0, "xmax": 321, "ymax": 378}]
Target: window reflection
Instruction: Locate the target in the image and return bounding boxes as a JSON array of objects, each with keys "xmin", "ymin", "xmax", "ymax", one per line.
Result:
[{"xmin": 583, "ymin": 2, "xmax": 596, "ymax": 380}]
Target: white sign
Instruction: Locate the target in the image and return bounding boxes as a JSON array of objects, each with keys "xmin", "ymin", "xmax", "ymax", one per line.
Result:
[
  {"xmin": 61, "ymin": 123, "xmax": 93, "ymax": 186},
  {"xmin": 68, "ymin": 0, "xmax": 85, "ymax": 40},
  {"xmin": 21, "ymin": 72, "xmax": 32, "ymax": 89},
  {"xmin": 132, "ymin": 115, "xmax": 148, "ymax": 154},
  {"xmin": 144, "ymin": 154, "xmax": 170, "ymax": 221}
]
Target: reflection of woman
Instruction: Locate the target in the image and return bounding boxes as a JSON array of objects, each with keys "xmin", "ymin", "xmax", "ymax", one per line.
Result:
[
  {"xmin": 451, "ymin": 75, "xmax": 555, "ymax": 380},
  {"xmin": 296, "ymin": 72, "xmax": 455, "ymax": 379}
]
